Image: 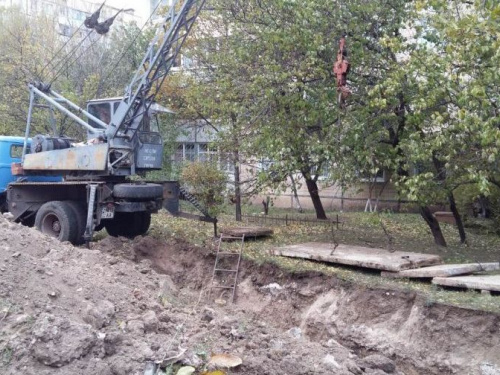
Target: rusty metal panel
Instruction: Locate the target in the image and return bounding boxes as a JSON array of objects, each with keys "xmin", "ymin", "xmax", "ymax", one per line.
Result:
[{"xmin": 23, "ymin": 144, "xmax": 108, "ymax": 171}]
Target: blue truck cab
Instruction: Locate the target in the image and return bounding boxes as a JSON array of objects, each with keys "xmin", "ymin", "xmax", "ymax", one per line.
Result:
[{"xmin": 0, "ymin": 136, "xmax": 60, "ymax": 211}]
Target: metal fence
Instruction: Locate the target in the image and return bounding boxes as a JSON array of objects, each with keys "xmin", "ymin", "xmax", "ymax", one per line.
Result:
[{"xmin": 242, "ymin": 214, "xmax": 343, "ymax": 229}]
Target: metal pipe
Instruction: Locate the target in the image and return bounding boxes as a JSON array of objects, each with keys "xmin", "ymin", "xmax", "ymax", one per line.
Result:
[
  {"xmin": 48, "ymin": 104, "xmax": 58, "ymax": 136},
  {"xmin": 22, "ymin": 90, "xmax": 35, "ymax": 162},
  {"xmin": 50, "ymin": 89, "xmax": 108, "ymax": 129},
  {"xmin": 30, "ymin": 85, "xmax": 102, "ymax": 134}
]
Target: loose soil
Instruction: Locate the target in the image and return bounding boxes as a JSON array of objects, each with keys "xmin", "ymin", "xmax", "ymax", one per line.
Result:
[{"xmin": 0, "ymin": 215, "xmax": 499, "ymax": 375}]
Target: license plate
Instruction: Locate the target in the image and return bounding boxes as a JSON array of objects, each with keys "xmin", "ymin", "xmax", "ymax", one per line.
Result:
[{"xmin": 101, "ymin": 206, "xmax": 115, "ymax": 219}]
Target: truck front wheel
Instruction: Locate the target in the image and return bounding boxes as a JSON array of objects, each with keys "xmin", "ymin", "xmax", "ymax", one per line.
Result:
[{"xmin": 35, "ymin": 201, "xmax": 79, "ymax": 243}]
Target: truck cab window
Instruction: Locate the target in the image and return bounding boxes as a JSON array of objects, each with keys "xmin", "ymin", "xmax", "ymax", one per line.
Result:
[
  {"xmin": 88, "ymin": 103, "xmax": 112, "ymax": 127},
  {"xmin": 10, "ymin": 144, "xmax": 26, "ymax": 159}
]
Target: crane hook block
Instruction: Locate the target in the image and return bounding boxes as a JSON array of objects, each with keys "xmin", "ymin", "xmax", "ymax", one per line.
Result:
[
  {"xmin": 333, "ymin": 37, "xmax": 351, "ymax": 107},
  {"xmin": 84, "ymin": 2, "xmax": 105, "ymax": 29},
  {"xmin": 94, "ymin": 9, "xmax": 123, "ymax": 35}
]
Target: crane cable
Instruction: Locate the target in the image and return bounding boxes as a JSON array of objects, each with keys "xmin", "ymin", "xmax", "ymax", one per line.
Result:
[
  {"xmin": 39, "ymin": 23, "xmax": 86, "ymax": 81},
  {"xmin": 47, "ymin": 31, "xmax": 101, "ymax": 85},
  {"xmin": 92, "ymin": 0, "xmax": 163, "ymax": 99},
  {"xmin": 43, "ymin": 1, "xmax": 118, "ymax": 85}
]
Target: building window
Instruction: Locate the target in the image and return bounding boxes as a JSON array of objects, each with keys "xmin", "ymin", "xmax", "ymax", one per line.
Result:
[
  {"xmin": 258, "ymin": 159, "xmax": 273, "ymax": 172},
  {"xmin": 174, "ymin": 144, "xmax": 184, "ymax": 163},
  {"xmin": 174, "ymin": 143, "xmax": 233, "ymax": 173},
  {"xmin": 184, "ymin": 143, "xmax": 196, "ymax": 161},
  {"xmin": 59, "ymin": 23, "xmax": 72, "ymax": 37},
  {"xmin": 359, "ymin": 169, "xmax": 386, "ymax": 183},
  {"xmin": 175, "ymin": 143, "xmax": 208, "ymax": 162},
  {"xmin": 219, "ymin": 154, "xmax": 234, "ymax": 174}
]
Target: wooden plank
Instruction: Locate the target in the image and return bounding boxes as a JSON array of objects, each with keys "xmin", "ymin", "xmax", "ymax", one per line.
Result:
[
  {"xmin": 433, "ymin": 275, "xmax": 500, "ymax": 292},
  {"xmin": 220, "ymin": 226, "xmax": 273, "ymax": 238},
  {"xmin": 381, "ymin": 263, "xmax": 500, "ymax": 279},
  {"xmin": 271, "ymin": 243, "xmax": 443, "ymax": 272}
]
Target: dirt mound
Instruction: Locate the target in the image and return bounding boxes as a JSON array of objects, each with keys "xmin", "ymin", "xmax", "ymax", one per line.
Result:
[
  {"xmin": 0, "ymin": 215, "xmax": 365, "ymax": 375},
  {"xmin": 1, "ymin": 214, "xmax": 498, "ymax": 375}
]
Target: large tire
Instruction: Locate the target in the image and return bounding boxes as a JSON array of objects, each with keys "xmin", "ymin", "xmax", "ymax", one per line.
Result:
[
  {"xmin": 104, "ymin": 213, "xmax": 128, "ymax": 237},
  {"xmin": 113, "ymin": 183, "xmax": 163, "ymax": 200},
  {"xmin": 0, "ymin": 193, "xmax": 7, "ymax": 213},
  {"xmin": 105, "ymin": 212, "xmax": 151, "ymax": 238},
  {"xmin": 35, "ymin": 201, "xmax": 79, "ymax": 243},
  {"xmin": 66, "ymin": 201, "xmax": 87, "ymax": 245},
  {"xmin": 133, "ymin": 212, "xmax": 151, "ymax": 236}
]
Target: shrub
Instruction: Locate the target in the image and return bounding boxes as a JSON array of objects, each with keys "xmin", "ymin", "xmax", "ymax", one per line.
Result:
[{"xmin": 180, "ymin": 161, "xmax": 228, "ymax": 216}]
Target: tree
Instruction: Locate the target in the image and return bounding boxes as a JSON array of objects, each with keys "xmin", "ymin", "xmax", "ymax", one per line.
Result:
[
  {"xmin": 167, "ymin": 0, "xmax": 348, "ymax": 220},
  {"xmin": 0, "ymin": 8, "xmax": 151, "ymax": 139},
  {"xmin": 392, "ymin": 1, "xmax": 500, "ymax": 244},
  {"xmin": 180, "ymin": 161, "xmax": 228, "ymax": 217},
  {"xmin": 161, "ymin": 7, "xmax": 268, "ymax": 221},
  {"xmin": 0, "ymin": 8, "xmax": 63, "ymax": 136}
]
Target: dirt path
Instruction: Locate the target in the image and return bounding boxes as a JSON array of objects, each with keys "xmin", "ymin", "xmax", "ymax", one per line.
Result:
[{"xmin": 0, "ymin": 215, "xmax": 499, "ymax": 375}]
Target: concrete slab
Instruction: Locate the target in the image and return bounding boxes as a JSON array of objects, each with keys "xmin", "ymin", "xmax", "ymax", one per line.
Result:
[
  {"xmin": 220, "ymin": 226, "xmax": 273, "ymax": 238},
  {"xmin": 381, "ymin": 263, "xmax": 500, "ymax": 279},
  {"xmin": 271, "ymin": 242, "xmax": 443, "ymax": 272},
  {"xmin": 433, "ymin": 275, "xmax": 500, "ymax": 292}
]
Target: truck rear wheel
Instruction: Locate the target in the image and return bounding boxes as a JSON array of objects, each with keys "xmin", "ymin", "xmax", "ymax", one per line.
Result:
[
  {"xmin": 104, "ymin": 212, "xmax": 151, "ymax": 238},
  {"xmin": 35, "ymin": 201, "xmax": 79, "ymax": 243},
  {"xmin": 66, "ymin": 201, "xmax": 87, "ymax": 245}
]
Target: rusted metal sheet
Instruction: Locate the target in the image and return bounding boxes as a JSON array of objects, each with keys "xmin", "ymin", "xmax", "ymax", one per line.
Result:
[
  {"xmin": 11, "ymin": 162, "xmax": 24, "ymax": 176},
  {"xmin": 23, "ymin": 144, "xmax": 108, "ymax": 172}
]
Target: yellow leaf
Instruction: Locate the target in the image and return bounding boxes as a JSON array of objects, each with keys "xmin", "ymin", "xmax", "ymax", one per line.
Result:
[{"xmin": 208, "ymin": 353, "xmax": 242, "ymax": 368}]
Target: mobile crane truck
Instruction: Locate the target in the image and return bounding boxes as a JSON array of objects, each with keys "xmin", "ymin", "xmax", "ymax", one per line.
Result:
[{"xmin": 2, "ymin": 0, "xmax": 214, "ymax": 245}]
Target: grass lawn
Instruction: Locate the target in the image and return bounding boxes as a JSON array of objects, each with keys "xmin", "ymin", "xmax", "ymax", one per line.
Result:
[{"xmin": 149, "ymin": 206, "xmax": 500, "ymax": 314}]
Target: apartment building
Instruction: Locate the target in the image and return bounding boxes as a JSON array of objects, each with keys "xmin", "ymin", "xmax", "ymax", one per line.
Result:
[{"xmin": 0, "ymin": 0, "xmax": 142, "ymax": 36}]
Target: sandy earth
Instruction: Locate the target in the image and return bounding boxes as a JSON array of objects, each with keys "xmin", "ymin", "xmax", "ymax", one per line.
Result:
[{"xmin": 0, "ymin": 214, "xmax": 499, "ymax": 375}]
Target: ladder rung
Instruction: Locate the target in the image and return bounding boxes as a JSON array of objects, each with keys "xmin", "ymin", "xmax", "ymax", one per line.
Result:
[
  {"xmin": 215, "ymin": 269, "xmax": 238, "ymax": 273},
  {"xmin": 211, "ymin": 286, "xmax": 235, "ymax": 289}
]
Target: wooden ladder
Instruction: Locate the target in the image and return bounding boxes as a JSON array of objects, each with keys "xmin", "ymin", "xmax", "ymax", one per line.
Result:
[{"xmin": 208, "ymin": 234, "xmax": 245, "ymax": 303}]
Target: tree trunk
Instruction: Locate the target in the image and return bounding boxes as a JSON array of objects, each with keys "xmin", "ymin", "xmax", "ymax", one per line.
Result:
[
  {"xmin": 262, "ymin": 197, "xmax": 270, "ymax": 215},
  {"xmin": 289, "ymin": 174, "xmax": 303, "ymax": 213},
  {"xmin": 233, "ymin": 149, "xmax": 242, "ymax": 222},
  {"xmin": 305, "ymin": 178, "xmax": 327, "ymax": 220},
  {"xmin": 374, "ymin": 179, "xmax": 390, "ymax": 212},
  {"xmin": 340, "ymin": 184, "xmax": 345, "ymax": 212},
  {"xmin": 448, "ymin": 192, "xmax": 466, "ymax": 244},
  {"xmin": 419, "ymin": 206, "xmax": 447, "ymax": 247}
]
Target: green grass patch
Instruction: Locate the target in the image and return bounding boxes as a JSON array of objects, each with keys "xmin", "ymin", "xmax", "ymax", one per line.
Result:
[{"xmin": 150, "ymin": 209, "xmax": 500, "ymax": 314}]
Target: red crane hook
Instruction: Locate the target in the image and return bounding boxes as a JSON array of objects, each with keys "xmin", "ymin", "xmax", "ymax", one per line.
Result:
[{"xmin": 333, "ymin": 36, "xmax": 350, "ymax": 108}]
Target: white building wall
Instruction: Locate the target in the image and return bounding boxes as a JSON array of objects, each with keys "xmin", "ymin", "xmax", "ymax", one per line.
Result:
[{"xmin": 0, "ymin": 0, "xmax": 142, "ymax": 30}]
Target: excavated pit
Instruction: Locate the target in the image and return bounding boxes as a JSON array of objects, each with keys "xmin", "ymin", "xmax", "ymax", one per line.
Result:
[
  {"xmin": 0, "ymin": 216, "xmax": 499, "ymax": 375},
  {"xmin": 135, "ymin": 237, "xmax": 500, "ymax": 375}
]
